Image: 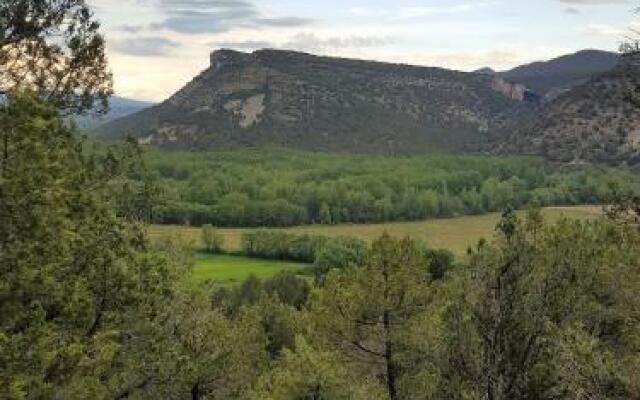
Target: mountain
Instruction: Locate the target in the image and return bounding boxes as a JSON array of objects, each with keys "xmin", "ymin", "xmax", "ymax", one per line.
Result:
[
  {"xmin": 474, "ymin": 67, "xmax": 497, "ymax": 75},
  {"xmin": 503, "ymin": 54, "xmax": 640, "ymax": 165},
  {"xmin": 500, "ymin": 49, "xmax": 619, "ymax": 99},
  {"xmin": 98, "ymin": 49, "xmax": 534, "ymax": 153},
  {"xmin": 76, "ymin": 96, "xmax": 154, "ymax": 129}
]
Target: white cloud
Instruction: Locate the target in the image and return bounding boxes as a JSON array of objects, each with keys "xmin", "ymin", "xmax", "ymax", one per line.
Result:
[
  {"xmin": 398, "ymin": 2, "xmax": 491, "ymax": 19},
  {"xmin": 556, "ymin": 0, "xmax": 630, "ymax": 4},
  {"xmin": 579, "ymin": 23, "xmax": 626, "ymax": 38},
  {"xmin": 362, "ymin": 47, "xmax": 574, "ymax": 72},
  {"xmin": 280, "ymin": 33, "xmax": 394, "ymax": 53}
]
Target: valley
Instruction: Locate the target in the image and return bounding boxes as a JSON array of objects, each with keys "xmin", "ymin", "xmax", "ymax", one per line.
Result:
[{"xmin": 4, "ymin": 0, "xmax": 640, "ymax": 397}]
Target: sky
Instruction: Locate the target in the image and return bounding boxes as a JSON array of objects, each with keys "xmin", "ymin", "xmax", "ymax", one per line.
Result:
[{"xmin": 88, "ymin": 0, "xmax": 640, "ymax": 101}]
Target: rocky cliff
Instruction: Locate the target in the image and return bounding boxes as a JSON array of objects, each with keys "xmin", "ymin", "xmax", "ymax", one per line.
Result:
[{"xmin": 99, "ymin": 49, "xmax": 533, "ymax": 153}]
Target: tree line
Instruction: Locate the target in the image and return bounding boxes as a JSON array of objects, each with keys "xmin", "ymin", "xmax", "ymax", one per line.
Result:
[{"xmin": 138, "ymin": 147, "xmax": 640, "ymax": 227}]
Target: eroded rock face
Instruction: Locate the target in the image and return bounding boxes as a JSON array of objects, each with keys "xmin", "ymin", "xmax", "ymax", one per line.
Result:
[
  {"xmin": 491, "ymin": 77, "xmax": 527, "ymax": 101},
  {"xmin": 224, "ymin": 94, "xmax": 265, "ymax": 128}
]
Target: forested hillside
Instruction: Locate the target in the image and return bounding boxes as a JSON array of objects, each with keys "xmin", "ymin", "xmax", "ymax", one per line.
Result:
[{"xmin": 503, "ymin": 53, "xmax": 640, "ymax": 165}]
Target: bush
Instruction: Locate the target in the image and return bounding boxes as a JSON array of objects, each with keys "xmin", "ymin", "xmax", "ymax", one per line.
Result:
[
  {"xmin": 201, "ymin": 224, "xmax": 224, "ymax": 253},
  {"xmin": 240, "ymin": 230, "xmax": 367, "ymax": 276},
  {"xmin": 313, "ymin": 237, "xmax": 367, "ymax": 276},
  {"xmin": 424, "ymin": 248, "xmax": 455, "ymax": 280}
]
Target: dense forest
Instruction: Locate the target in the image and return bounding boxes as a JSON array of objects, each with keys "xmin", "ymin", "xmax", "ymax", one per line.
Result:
[{"xmin": 137, "ymin": 148, "xmax": 640, "ymax": 227}]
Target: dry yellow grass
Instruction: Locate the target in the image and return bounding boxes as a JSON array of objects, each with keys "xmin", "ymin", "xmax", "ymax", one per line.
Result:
[{"xmin": 148, "ymin": 206, "xmax": 602, "ymax": 258}]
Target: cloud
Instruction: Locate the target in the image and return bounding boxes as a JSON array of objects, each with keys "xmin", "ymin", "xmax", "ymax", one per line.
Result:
[
  {"xmin": 348, "ymin": 7, "xmax": 391, "ymax": 18},
  {"xmin": 555, "ymin": 0, "xmax": 630, "ymax": 4},
  {"xmin": 209, "ymin": 40, "xmax": 275, "ymax": 51},
  {"xmin": 280, "ymin": 33, "xmax": 394, "ymax": 53},
  {"xmin": 398, "ymin": 2, "xmax": 491, "ymax": 19},
  {"xmin": 253, "ymin": 17, "xmax": 315, "ymax": 27},
  {"xmin": 564, "ymin": 7, "xmax": 581, "ymax": 14},
  {"xmin": 119, "ymin": 24, "xmax": 145, "ymax": 34},
  {"xmin": 208, "ymin": 33, "xmax": 393, "ymax": 54},
  {"xmin": 148, "ymin": 0, "xmax": 314, "ymax": 34},
  {"xmin": 579, "ymin": 23, "xmax": 625, "ymax": 37},
  {"xmin": 111, "ymin": 37, "xmax": 180, "ymax": 56}
]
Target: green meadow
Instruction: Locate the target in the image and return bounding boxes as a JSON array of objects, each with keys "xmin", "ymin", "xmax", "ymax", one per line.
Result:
[{"xmin": 191, "ymin": 254, "xmax": 310, "ymax": 285}]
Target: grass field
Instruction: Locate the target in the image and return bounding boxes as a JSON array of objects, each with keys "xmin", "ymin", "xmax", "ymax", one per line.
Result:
[
  {"xmin": 191, "ymin": 254, "xmax": 310, "ymax": 285},
  {"xmin": 149, "ymin": 206, "xmax": 602, "ymax": 259}
]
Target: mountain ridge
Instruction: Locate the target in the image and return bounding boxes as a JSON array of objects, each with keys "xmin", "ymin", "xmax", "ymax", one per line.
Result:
[
  {"xmin": 503, "ymin": 53, "xmax": 640, "ymax": 165},
  {"xmin": 98, "ymin": 48, "xmax": 628, "ymax": 161},
  {"xmin": 76, "ymin": 96, "xmax": 154, "ymax": 129},
  {"xmin": 500, "ymin": 49, "xmax": 619, "ymax": 98},
  {"xmin": 98, "ymin": 48, "xmax": 535, "ymax": 153}
]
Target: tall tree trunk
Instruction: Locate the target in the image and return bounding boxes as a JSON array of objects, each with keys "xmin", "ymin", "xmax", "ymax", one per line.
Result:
[
  {"xmin": 191, "ymin": 382, "xmax": 200, "ymax": 400},
  {"xmin": 383, "ymin": 309, "xmax": 398, "ymax": 400},
  {"xmin": 2, "ymin": 125, "xmax": 9, "ymax": 177},
  {"xmin": 382, "ymin": 258, "xmax": 398, "ymax": 400}
]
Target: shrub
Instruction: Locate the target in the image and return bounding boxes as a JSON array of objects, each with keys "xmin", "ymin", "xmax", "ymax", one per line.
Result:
[{"xmin": 201, "ymin": 224, "xmax": 225, "ymax": 253}]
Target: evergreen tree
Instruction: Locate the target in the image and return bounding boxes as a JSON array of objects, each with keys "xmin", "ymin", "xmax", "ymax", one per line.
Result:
[
  {"xmin": 0, "ymin": 0, "xmax": 112, "ymax": 113},
  {"xmin": 310, "ymin": 234, "xmax": 442, "ymax": 399}
]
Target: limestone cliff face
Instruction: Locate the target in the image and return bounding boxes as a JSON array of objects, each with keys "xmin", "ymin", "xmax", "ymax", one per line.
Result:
[
  {"xmin": 99, "ymin": 49, "xmax": 534, "ymax": 152},
  {"xmin": 491, "ymin": 77, "xmax": 527, "ymax": 101}
]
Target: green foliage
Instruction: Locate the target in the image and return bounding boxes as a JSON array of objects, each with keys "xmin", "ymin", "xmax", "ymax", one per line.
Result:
[
  {"xmin": 241, "ymin": 229, "xmax": 367, "ymax": 266},
  {"xmin": 310, "ymin": 234, "xmax": 442, "ymax": 399},
  {"xmin": 424, "ymin": 248, "xmax": 455, "ymax": 280},
  {"xmin": 439, "ymin": 211, "xmax": 640, "ymax": 399},
  {"xmin": 312, "ymin": 236, "xmax": 368, "ymax": 277},
  {"xmin": 0, "ymin": 93, "xmax": 271, "ymax": 399},
  {"xmin": 201, "ymin": 224, "xmax": 224, "ymax": 253},
  {"xmin": 249, "ymin": 337, "xmax": 386, "ymax": 400},
  {"xmin": 0, "ymin": 1, "xmax": 112, "ymax": 113},
  {"xmin": 143, "ymin": 148, "xmax": 640, "ymax": 227},
  {"xmin": 213, "ymin": 272, "xmax": 310, "ymax": 316},
  {"xmin": 0, "ymin": 93, "xmax": 173, "ymax": 397},
  {"xmin": 5, "ymin": 89, "xmax": 640, "ymax": 400}
]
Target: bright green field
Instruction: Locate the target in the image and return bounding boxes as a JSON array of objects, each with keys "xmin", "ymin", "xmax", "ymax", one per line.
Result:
[
  {"xmin": 150, "ymin": 206, "xmax": 602, "ymax": 259},
  {"xmin": 191, "ymin": 254, "xmax": 310, "ymax": 285}
]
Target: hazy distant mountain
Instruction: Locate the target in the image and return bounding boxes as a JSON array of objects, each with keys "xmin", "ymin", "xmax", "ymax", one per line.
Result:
[
  {"xmin": 500, "ymin": 49, "xmax": 619, "ymax": 98},
  {"xmin": 76, "ymin": 96, "xmax": 154, "ymax": 129},
  {"xmin": 503, "ymin": 54, "xmax": 640, "ymax": 165},
  {"xmin": 98, "ymin": 49, "xmax": 533, "ymax": 153},
  {"xmin": 474, "ymin": 67, "xmax": 497, "ymax": 75}
]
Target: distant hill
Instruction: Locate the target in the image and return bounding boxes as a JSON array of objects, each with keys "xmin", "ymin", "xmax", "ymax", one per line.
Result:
[
  {"xmin": 98, "ymin": 49, "xmax": 534, "ymax": 153},
  {"xmin": 76, "ymin": 96, "xmax": 154, "ymax": 129},
  {"xmin": 500, "ymin": 50, "xmax": 619, "ymax": 99},
  {"xmin": 503, "ymin": 54, "xmax": 640, "ymax": 165}
]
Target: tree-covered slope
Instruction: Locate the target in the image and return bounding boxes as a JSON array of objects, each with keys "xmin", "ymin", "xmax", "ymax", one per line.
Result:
[{"xmin": 503, "ymin": 54, "xmax": 640, "ymax": 165}]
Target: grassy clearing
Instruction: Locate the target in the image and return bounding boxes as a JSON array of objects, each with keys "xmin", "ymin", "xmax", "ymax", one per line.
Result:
[
  {"xmin": 191, "ymin": 254, "xmax": 310, "ymax": 285},
  {"xmin": 149, "ymin": 206, "xmax": 602, "ymax": 259}
]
